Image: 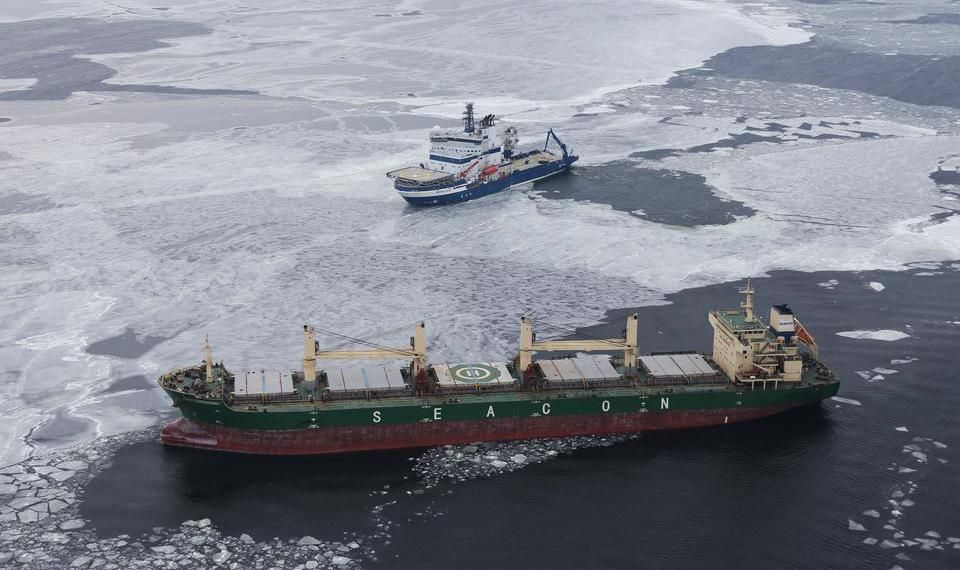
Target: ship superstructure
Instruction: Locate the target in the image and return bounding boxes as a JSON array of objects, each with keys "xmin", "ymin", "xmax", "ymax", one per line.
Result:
[
  {"xmin": 159, "ymin": 285, "xmax": 839, "ymax": 455},
  {"xmin": 386, "ymin": 103, "xmax": 578, "ymax": 205}
]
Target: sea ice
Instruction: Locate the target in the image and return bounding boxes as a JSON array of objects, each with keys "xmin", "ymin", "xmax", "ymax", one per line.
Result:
[
  {"xmin": 0, "ymin": 78, "xmax": 38, "ymax": 92},
  {"xmin": 150, "ymin": 545, "xmax": 176, "ymax": 554},
  {"xmin": 848, "ymin": 520, "xmax": 866, "ymax": 531},
  {"xmin": 831, "ymin": 397, "xmax": 862, "ymax": 406},
  {"xmin": 895, "ymin": 427, "xmax": 908, "ymax": 432},
  {"xmin": 867, "ymin": 281, "xmax": 885, "ymax": 291},
  {"xmin": 60, "ymin": 519, "xmax": 85, "ymax": 530},
  {"xmin": 836, "ymin": 330, "xmax": 911, "ymax": 342}
]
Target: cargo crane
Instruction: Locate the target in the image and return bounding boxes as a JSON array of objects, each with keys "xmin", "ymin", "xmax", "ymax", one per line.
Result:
[
  {"xmin": 518, "ymin": 314, "xmax": 638, "ymax": 374},
  {"xmin": 302, "ymin": 323, "xmax": 427, "ymax": 385}
]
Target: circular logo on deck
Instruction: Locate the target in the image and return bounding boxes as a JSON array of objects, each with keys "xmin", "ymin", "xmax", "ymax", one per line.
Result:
[{"xmin": 451, "ymin": 364, "xmax": 500, "ymax": 384}]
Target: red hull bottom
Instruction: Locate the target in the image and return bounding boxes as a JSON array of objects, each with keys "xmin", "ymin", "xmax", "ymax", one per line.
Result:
[{"xmin": 161, "ymin": 402, "xmax": 816, "ymax": 455}]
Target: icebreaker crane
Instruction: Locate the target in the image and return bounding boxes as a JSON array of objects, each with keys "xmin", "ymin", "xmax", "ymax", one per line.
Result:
[{"xmin": 543, "ymin": 128, "xmax": 570, "ymax": 159}]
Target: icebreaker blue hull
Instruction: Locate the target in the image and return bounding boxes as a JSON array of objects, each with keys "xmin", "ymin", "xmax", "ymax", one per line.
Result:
[{"xmin": 398, "ymin": 155, "xmax": 578, "ymax": 206}]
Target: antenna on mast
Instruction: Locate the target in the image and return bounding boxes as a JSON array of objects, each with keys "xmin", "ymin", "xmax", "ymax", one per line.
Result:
[
  {"xmin": 462, "ymin": 102, "xmax": 475, "ymax": 133},
  {"xmin": 739, "ymin": 279, "xmax": 755, "ymax": 322}
]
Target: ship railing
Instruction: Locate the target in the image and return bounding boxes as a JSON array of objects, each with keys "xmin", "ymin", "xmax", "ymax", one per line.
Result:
[
  {"xmin": 231, "ymin": 392, "xmax": 304, "ymax": 405},
  {"xmin": 634, "ymin": 373, "xmax": 726, "ymax": 387},
  {"xmin": 539, "ymin": 377, "xmax": 633, "ymax": 390},
  {"xmin": 394, "ymin": 177, "xmax": 455, "ymax": 188},
  {"xmin": 432, "ymin": 382, "xmax": 520, "ymax": 396},
  {"xmin": 321, "ymin": 386, "xmax": 411, "ymax": 401}
]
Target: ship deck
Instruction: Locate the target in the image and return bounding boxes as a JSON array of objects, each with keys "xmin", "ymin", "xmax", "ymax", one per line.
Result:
[
  {"xmin": 386, "ymin": 166, "xmax": 453, "ymax": 184},
  {"xmin": 388, "ymin": 149, "xmax": 564, "ymax": 187},
  {"xmin": 161, "ymin": 358, "xmax": 834, "ymax": 415}
]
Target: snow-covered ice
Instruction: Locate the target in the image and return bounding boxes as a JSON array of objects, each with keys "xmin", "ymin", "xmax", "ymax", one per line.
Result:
[
  {"xmin": 831, "ymin": 397, "xmax": 862, "ymax": 406},
  {"xmin": 849, "ymin": 519, "xmax": 867, "ymax": 531},
  {"xmin": 836, "ymin": 330, "xmax": 912, "ymax": 342}
]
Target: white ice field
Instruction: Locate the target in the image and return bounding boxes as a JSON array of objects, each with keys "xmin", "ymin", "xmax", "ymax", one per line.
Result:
[{"xmin": 1, "ymin": 0, "xmax": 959, "ymax": 465}]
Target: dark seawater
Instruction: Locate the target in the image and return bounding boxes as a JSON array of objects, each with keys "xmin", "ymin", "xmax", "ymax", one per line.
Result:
[
  {"xmin": 83, "ymin": 265, "xmax": 960, "ymax": 569},
  {"xmin": 530, "ymin": 162, "xmax": 754, "ymax": 226},
  {"xmin": 86, "ymin": 328, "xmax": 172, "ymax": 359},
  {"xmin": 0, "ymin": 18, "xmax": 255, "ymax": 100},
  {"xmin": 668, "ymin": 38, "xmax": 960, "ymax": 109}
]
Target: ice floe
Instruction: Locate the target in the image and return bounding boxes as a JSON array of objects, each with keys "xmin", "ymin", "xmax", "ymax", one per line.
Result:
[
  {"xmin": 867, "ymin": 281, "xmax": 886, "ymax": 292},
  {"xmin": 831, "ymin": 397, "xmax": 862, "ymax": 406},
  {"xmin": 0, "ymin": 428, "xmax": 375, "ymax": 569},
  {"xmin": 836, "ymin": 330, "xmax": 911, "ymax": 342},
  {"xmin": 413, "ymin": 435, "xmax": 637, "ymax": 487},
  {"xmin": 858, "ymin": 432, "xmax": 958, "ymax": 561},
  {"xmin": 849, "ymin": 520, "xmax": 867, "ymax": 531}
]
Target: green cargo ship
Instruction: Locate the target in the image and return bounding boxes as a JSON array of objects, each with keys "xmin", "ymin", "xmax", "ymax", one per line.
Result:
[{"xmin": 159, "ymin": 284, "xmax": 839, "ymax": 454}]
